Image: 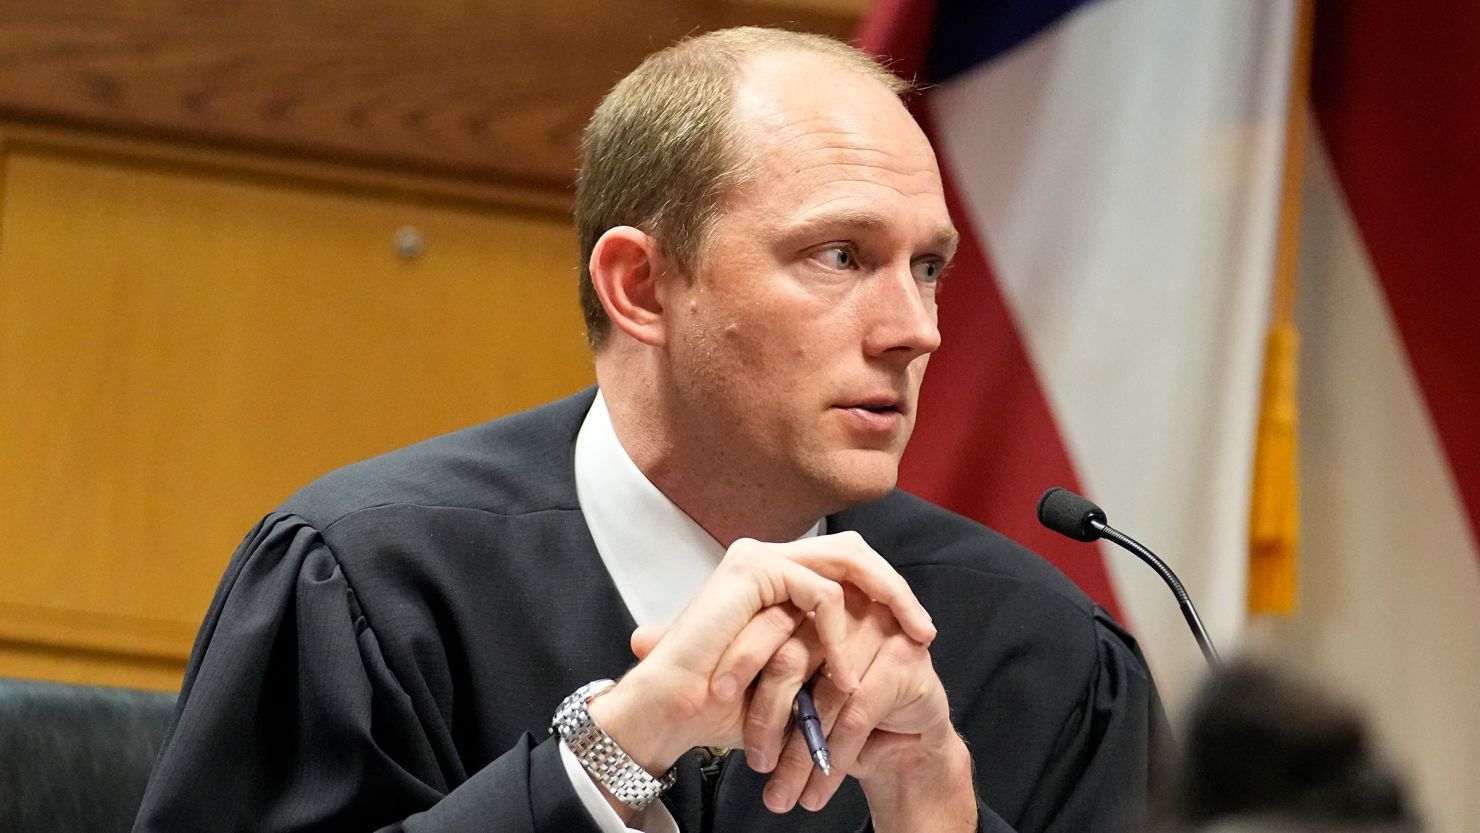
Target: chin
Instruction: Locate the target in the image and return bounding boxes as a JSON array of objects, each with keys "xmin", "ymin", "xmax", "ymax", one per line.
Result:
[
  {"xmin": 812, "ymin": 454, "xmax": 900, "ymax": 509},
  {"xmin": 841, "ymin": 479, "xmax": 895, "ymax": 507}
]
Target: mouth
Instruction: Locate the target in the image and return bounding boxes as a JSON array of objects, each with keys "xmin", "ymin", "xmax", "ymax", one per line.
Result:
[
  {"xmin": 833, "ymin": 396, "xmax": 909, "ymax": 432},
  {"xmin": 837, "ymin": 396, "xmax": 906, "ymax": 416}
]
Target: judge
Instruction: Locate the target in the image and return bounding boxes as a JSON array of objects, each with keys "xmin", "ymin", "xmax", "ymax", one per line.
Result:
[{"xmin": 134, "ymin": 27, "xmax": 1164, "ymax": 833}]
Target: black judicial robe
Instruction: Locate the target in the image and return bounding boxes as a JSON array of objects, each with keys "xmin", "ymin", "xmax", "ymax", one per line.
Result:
[{"xmin": 134, "ymin": 388, "xmax": 1166, "ymax": 833}]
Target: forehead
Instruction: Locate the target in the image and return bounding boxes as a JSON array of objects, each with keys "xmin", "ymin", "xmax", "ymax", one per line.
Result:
[{"xmin": 723, "ymin": 51, "xmax": 950, "ymax": 233}]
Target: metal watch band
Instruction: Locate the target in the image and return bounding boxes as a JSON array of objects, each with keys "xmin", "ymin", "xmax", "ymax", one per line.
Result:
[{"xmin": 550, "ymin": 679, "xmax": 678, "ymax": 811}]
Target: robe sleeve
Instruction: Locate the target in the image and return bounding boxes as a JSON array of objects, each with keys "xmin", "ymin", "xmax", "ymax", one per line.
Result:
[
  {"xmin": 853, "ymin": 606, "xmax": 1164, "ymax": 833},
  {"xmin": 994, "ymin": 607, "xmax": 1167, "ymax": 833},
  {"xmin": 859, "ymin": 607, "xmax": 1163, "ymax": 833},
  {"xmin": 133, "ymin": 513, "xmax": 606, "ymax": 833}
]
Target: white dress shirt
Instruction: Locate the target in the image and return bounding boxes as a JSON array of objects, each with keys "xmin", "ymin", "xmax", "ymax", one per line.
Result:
[{"xmin": 560, "ymin": 391, "xmax": 822, "ymax": 833}]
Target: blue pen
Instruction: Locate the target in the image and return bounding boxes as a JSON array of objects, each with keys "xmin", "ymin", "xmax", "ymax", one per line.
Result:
[{"xmin": 795, "ymin": 683, "xmax": 831, "ymax": 775}]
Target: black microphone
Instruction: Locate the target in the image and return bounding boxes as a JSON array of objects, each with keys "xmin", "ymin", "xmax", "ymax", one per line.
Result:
[{"xmin": 1037, "ymin": 487, "xmax": 1221, "ymax": 667}]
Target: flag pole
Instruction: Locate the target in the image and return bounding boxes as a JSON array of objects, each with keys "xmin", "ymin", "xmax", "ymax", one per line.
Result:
[{"xmin": 1248, "ymin": 0, "xmax": 1317, "ymax": 616}]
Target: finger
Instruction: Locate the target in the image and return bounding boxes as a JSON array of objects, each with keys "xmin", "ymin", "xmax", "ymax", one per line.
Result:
[
  {"xmin": 708, "ymin": 605, "xmax": 806, "ymax": 704},
  {"xmin": 744, "ymin": 556, "xmax": 857, "ymax": 691},
  {"xmin": 764, "ymin": 692, "xmax": 834, "ymax": 811},
  {"xmin": 800, "ymin": 637, "xmax": 932, "ymax": 813},
  {"xmin": 630, "ymin": 623, "xmax": 669, "ymax": 660},
  {"xmin": 803, "ymin": 632, "xmax": 947, "ymax": 811},
  {"xmin": 762, "ymin": 707, "xmax": 820, "ymax": 814},
  {"xmin": 741, "ymin": 631, "xmax": 818, "ymax": 773},
  {"xmin": 798, "ymin": 693, "xmax": 885, "ymax": 812},
  {"xmin": 652, "ymin": 540, "xmax": 849, "ymax": 679},
  {"xmin": 769, "ymin": 675, "xmax": 855, "ymax": 812},
  {"xmin": 782, "ymin": 532, "xmax": 937, "ymax": 644}
]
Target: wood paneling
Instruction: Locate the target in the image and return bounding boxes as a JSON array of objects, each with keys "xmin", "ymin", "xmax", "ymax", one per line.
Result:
[
  {"xmin": 0, "ymin": 0, "xmax": 863, "ymax": 201},
  {"xmin": 0, "ymin": 127, "xmax": 594, "ymax": 690},
  {"xmin": 0, "ymin": 641, "xmax": 188, "ymax": 692}
]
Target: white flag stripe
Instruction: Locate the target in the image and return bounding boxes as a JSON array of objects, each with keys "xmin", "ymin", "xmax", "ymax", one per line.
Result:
[{"xmin": 930, "ymin": 0, "xmax": 1296, "ymax": 709}]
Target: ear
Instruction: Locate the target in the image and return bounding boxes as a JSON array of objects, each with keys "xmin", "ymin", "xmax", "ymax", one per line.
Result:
[{"xmin": 589, "ymin": 226, "xmax": 671, "ymax": 348}]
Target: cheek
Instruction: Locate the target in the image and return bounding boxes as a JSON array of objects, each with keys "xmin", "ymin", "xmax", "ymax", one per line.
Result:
[
  {"xmin": 687, "ymin": 281, "xmax": 839, "ymax": 392},
  {"xmin": 707, "ymin": 328, "xmax": 821, "ymax": 417},
  {"xmin": 716, "ymin": 311, "xmax": 813, "ymax": 366}
]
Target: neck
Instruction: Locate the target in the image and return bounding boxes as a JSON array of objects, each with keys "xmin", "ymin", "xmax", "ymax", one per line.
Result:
[
  {"xmin": 637, "ymin": 450, "xmax": 823, "ymax": 547},
  {"xmin": 596, "ymin": 358, "xmax": 827, "ymax": 547}
]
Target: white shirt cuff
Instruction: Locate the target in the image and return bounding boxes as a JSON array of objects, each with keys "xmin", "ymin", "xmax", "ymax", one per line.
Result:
[{"xmin": 558, "ymin": 739, "xmax": 679, "ymax": 833}]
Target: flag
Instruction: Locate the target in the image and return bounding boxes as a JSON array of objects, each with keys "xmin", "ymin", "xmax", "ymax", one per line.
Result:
[{"xmin": 859, "ymin": 2, "xmax": 1480, "ymax": 830}]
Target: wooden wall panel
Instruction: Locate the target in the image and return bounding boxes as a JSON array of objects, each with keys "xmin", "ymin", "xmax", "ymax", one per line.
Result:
[
  {"xmin": 0, "ymin": 0, "xmax": 862, "ymax": 197},
  {"xmin": 0, "ymin": 642, "xmax": 188, "ymax": 693},
  {"xmin": 0, "ymin": 130, "xmax": 593, "ymax": 690}
]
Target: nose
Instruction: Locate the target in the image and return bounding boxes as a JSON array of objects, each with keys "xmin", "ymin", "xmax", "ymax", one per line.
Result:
[{"xmin": 862, "ymin": 263, "xmax": 941, "ymax": 363}]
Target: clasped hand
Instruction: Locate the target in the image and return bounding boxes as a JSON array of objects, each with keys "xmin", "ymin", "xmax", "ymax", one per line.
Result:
[{"xmin": 588, "ymin": 532, "xmax": 970, "ymax": 822}]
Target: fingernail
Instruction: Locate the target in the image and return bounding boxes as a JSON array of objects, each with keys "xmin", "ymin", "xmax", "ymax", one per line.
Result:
[
  {"xmin": 751, "ymin": 747, "xmax": 774, "ymax": 772},
  {"xmin": 713, "ymin": 673, "xmax": 738, "ymax": 700},
  {"xmin": 764, "ymin": 782, "xmax": 792, "ymax": 813},
  {"xmin": 800, "ymin": 788, "xmax": 823, "ymax": 811}
]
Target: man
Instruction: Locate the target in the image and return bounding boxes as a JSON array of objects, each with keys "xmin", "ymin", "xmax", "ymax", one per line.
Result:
[{"xmin": 134, "ymin": 27, "xmax": 1162, "ymax": 833}]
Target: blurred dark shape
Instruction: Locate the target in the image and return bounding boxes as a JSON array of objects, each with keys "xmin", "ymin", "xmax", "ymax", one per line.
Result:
[
  {"xmin": 0, "ymin": 677, "xmax": 176, "ymax": 833},
  {"xmin": 1160, "ymin": 659, "xmax": 1426, "ymax": 833},
  {"xmin": 1166, "ymin": 659, "xmax": 1422, "ymax": 833}
]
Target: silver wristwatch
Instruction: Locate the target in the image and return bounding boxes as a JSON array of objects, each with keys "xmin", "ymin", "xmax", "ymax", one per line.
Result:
[{"xmin": 550, "ymin": 679, "xmax": 678, "ymax": 810}]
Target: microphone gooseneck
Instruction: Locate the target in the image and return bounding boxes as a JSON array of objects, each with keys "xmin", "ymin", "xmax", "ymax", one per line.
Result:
[{"xmin": 1036, "ymin": 487, "xmax": 1222, "ymax": 667}]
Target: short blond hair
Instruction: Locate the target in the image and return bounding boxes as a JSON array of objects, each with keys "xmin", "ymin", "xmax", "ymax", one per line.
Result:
[{"xmin": 574, "ymin": 27, "xmax": 909, "ymax": 349}]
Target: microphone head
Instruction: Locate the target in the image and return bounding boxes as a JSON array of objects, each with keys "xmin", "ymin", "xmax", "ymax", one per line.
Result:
[{"xmin": 1037, "ymin": 487, "xmax": 1107, "ymax": 542}]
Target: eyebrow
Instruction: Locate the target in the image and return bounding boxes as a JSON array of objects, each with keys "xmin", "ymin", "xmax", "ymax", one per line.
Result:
[{"xmin": 786, "ymin": 209, "xmax": 959, "ymax": 259}]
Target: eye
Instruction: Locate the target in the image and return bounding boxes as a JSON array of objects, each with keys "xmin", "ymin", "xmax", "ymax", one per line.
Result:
[
  {"xmin": 912, "ymin": 259, "xmax": 945, "ymax": 284},
  {"xmin": 813, "ymin": 245, "xmax": 857, "ymax": 270}
]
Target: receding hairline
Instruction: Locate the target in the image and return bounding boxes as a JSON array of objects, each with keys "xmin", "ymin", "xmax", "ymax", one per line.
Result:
[
  {"xmin": 722, "ymin": 39, "xmax": 913, "ymax": 134},
  {"xmin": 695, "ymin": 41, "xmax": 924, "ymax": 223},
  {"xmin": 623, "ymin": 28, "xmax": 915, "ymax": 212},
  {"xmin": 674, "ymin": 27, "xmax": 910, "ymax": 91}
]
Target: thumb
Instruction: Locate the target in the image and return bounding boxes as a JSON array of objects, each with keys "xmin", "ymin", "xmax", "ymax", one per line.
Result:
[{"xmin": 630, "ymin": 623, "xmax": 671, "ymax": 660}]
